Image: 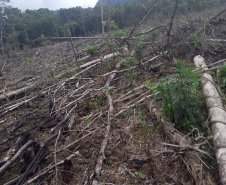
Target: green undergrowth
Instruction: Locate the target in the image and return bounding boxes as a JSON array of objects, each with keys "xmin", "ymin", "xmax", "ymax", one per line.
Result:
[
  {"xmin": 146, "ymin": 61, "xmax": 207, "ymax": 132},
  {"xmin": 219, "ymin": 63, "xmax": 226, "ymax": 92},
  {"xmin": 121, "ymin": 57, "xmax": 138, "ymax": 85},
  {"xmin": 86, "ymin": 45, "xmax": 99, "ymax": 56},
  {"xmin": 61, "ymin": 69, "xmax": 77, "ymax": 79}
]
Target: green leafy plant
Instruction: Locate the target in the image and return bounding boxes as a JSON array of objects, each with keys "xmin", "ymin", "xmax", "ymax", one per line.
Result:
[
  {"xmin": 25, "ymin": 57, "xmax": 36, "ymax": 63},
  {"xmin": 107, "ymin": 41, "xmax": 116, "ymax": 46},
  {"xmin": 149, "ymin": 61, "xmax": 206, "ymax": 132},
  {"xmin": 136, "ymin": 172, "xmax": 142, "ymax": 177},
  {"xmin": 141, "ymin": 27, "xmax": 159, "ymax": 42},
  {"xmin": 219, "ymin": 63, "xmax": 226, "ymax": 92},
  {"xmin": 61, "ymin": 69, "xmax": 77, "ymax": 79},
  {"xmin": 116, "ymin": 109, "xmax": 134, "ymax": 119},
  {"xmin": 46, "ymin": 66, "xmax": 55, "ymax": 78},
  {"xmin": 107, "ymin": 160, "xmax": 113, "ymax": 165},
  {"xmin": 140, "ymin": 121, "xmax": 152, "ymax": 137},
  {"xmin": 85, "ymin": 118, "xmax": 93, "ymax": 124},
  {"xmin": 112, "ymin": 29, "xmax": 127, "ymax": 37},
  {"xmin": 122, "ymin": 57, "xmax": 138, "ymax": 84},
  {"xmin": 188, "ymin": 28, "xmax": 204, "ymax": 49},
  {"xmin": 134, "ymin": 39, "xmax": 143, "ymax": 61},
  {"xmin": 86, "ymin": 45, "xmax": 99, "ymax": 56},
  {"xmin": 105, "ymin": 86, "xmax": 114, "ymax": 92}
]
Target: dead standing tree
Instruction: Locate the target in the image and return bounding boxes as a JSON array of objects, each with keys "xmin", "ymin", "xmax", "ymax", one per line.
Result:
[{"xmin": 166, "ymin": 0, "xmax": 180, "ymax": 47}]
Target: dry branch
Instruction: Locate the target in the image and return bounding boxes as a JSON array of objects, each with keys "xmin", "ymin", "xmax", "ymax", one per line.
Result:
[
  {"xmin": 121, "ymin": 2, "xmax": 162, "ymax": 45},
  {"xmin": 16, "ymin": 134, "xmax": 58, "ymax": 185},
  {"xmin": 135, "ymin": 25, "xmax": 165, "ymax": 37},
  {"xmin": 166, "ymin": 0, "xmax": 180, "ymax": 46},
  {"xmin": 51, "ymin": 37, "xmax": 136, "ymax": 40},
  {"xmin": 67, "ymin": 26, "xmax": 80, "ymax": 69},
  {"xmin": 93, "ymin": 61, "xmax": 121, "ymax": 182},
  {"xmin": 0, "ymin": 140, "xmax": 34, "ymax": 175},
  {"xmin": 0, "ymin": 133, "xmax": 30, "ymax": 167},
  {"xmin": 207, "ymin": 39, "xmax": 226, "ymax": 42},
  {"xmin": 23, "ymin": 153, "xmax": 78, "ymax": 185},
  {"xmin": 55, "ymin": 52, "xmax": 120, "ymax": 80},
  {"xmin": 193, "ymin": 58, "xmax": 226, "ymax": 72},
  {"xmin": 209, "ymin": 7, "xmax": 226, "ymax": 22}
]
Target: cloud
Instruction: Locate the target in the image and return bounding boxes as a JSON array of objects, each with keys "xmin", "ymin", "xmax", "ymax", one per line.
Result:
[{"xmin": 10, "ymin": 0, "xmax": 97, "ymax": 10}]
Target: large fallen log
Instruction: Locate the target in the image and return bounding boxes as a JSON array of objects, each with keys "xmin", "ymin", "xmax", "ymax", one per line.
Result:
[
  {"xmin": 0, "ymin": 84, "xmax": 35, "ymax": 105},
  {"xmin": 54, "ymin": 52, "xmax": 120, "ymax": 79},
  {"xmin": 194, "ymin": 55, "xmax": 226, "ymax": 185}
]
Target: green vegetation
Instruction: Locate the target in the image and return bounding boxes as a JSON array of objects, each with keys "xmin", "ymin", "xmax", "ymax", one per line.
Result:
[
  {"xmin": 61, "ymin": 69, "xmax": 77, "ymax": 79},
  {"xmin": 134, "ymin": 39, "xmax": 143, "ymax": 60},
  {"xmin": 116, "ymin": 108, "xmax": 134, "ymax": 119},
  {"xmin": 86, "ymin": 45, "xmax": 99, "ymax": 56},
  {"xmin": 105, "ymin": 86, "xmax": 114, "ymax": 93},
  {"xmin": 146, "ymin": 61, "xmax": 207, "ymax": 132},
  {"xmin": 0, "ymin": 0, "xmax": 225, "ymax": 52},
  {"xmin": 219, "ymin": 63, "xmax": 226, "ymax": 92},
  {"xmin": 140, "ymin": 121, "xmax": 152, "ymax": 137},
  {"xmin": 85, "ymin": 118, "xmax": 93, "ymax": 124},
  {"xmin": 24, "ymin": 57, "xmax": 36, "ymax": 63},
  {"xmin": 188, "ymin": 28, "xmax": 204, "ymax": 49},
  {"xmin": 135, "ymin": 171, "xmax": 143, "ymax": 177},
  {"xmin": 107, "ymin": 41, "xmax": 116, "ymax": 46},
  {"xmin": 112, "ymin": 29, "xmax": 127, "ymax": 37},
  {"xmin": 121, "ymin": 57, "xmax": 138, "ymax": 84},
  {"xmin": 82, "ymin": 96, "xmax": 105, "ymax": 115}
]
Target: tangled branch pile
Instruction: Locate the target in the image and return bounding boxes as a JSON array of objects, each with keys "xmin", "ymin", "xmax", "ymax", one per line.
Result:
[{"xmin": 0, "ymin": 3, "xmax": 226, "ymax": 185}]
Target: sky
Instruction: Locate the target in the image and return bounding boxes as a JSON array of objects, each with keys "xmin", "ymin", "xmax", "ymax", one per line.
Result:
[{"xmin": 9, "ymin": 0, "xmax": 98, "ymax": 10}]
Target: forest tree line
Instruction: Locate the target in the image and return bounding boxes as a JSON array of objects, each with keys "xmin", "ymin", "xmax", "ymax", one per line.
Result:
[{"xmin": 0, "ymin": 0, "xmax": 225, "ymax": 53}]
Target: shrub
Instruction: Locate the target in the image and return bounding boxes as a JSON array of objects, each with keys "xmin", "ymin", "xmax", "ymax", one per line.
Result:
[
  {"xmin": 86, "ymin": 45, "xmax": 99, "ymax": 56},
  {"xmin": 219, "ymin": 63, "xmax": 226, "ymax": 92},
  {"xmin": 113, "ymin": 29, "xmax": 127, "ymax": 37},
  {"xmin": 147, "ymin": 61, "xmax": 207, "ymax": 132},
  {"xmin": 134, "ymin": 39, "xmax": 143, "ymax": 60},
  {"xmin": 122, "ymin": 57, "xmax": 138, "ymax": 84}
]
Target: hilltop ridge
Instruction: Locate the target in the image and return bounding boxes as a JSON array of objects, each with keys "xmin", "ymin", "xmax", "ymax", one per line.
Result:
[{"xmin": 95, "ymin": 0, "xmax": 136, "ymax": 6}]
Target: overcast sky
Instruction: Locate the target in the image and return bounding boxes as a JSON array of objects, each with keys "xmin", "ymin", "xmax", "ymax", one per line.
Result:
[{"xmin": 9, "ymin": 0, "xmax": 98, "ymax": 10}]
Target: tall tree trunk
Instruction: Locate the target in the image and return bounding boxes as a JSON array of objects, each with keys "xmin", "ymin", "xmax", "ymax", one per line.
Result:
[
  {"xmin": 108, "ymin": 0, "xmax": 111, "ymax": 37},
  {"xmin": 101, "ymin": 0, "xmax": 105, "ymax": 34}
]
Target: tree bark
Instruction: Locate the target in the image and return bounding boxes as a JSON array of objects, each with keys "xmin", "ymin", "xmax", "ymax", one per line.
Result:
[
  {"xmin": 101, "ymin": 0, "xmax": 105, "ymax": 34},
  {"xmin": 194, "ymin": 55, "xmax": 226, "ymax": 185},
  {"xmin": 0, "ymin": 84, "xmax": 35, "ymax": 105}
]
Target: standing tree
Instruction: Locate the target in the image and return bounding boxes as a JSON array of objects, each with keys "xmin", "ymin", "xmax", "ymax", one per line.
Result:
[
  {"xmin": 0, "ymin": 0, "xmax": 9, "ymax": 55},
  {"xmin": 101, "ymin": 0, "xmax": 105, "ymax": 34}
]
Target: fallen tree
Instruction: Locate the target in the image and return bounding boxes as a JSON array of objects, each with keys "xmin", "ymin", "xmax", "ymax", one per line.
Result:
[
  {"xmin": 0, "ymin": 52, "xmax": 120, "ymax": 108},
  {"xmin": 0, "ymin": 84, "xmax": 35, "ymax": 105},
  {"xmin": 194, "ymin": 55, "xmax": 226, "ymax": 185}
]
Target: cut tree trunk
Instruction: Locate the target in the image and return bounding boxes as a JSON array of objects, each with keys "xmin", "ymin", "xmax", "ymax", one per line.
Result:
[
  {"xmin": 194, "ymin": 55, "xmax": 226, "ymax": 185},
  {"xmin": 0, "ymin": 84, "xmax": 35, "ymax": 105}
]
